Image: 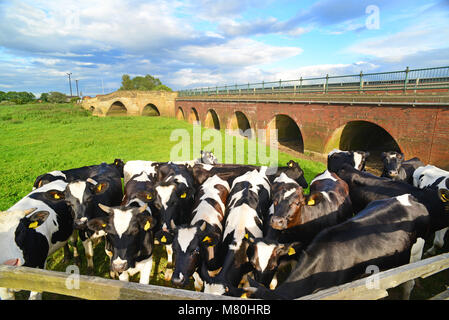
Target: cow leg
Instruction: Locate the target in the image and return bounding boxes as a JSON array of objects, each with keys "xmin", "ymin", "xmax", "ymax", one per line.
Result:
[
  {"xmin": 138, "ymin": 256, "xmax": 153, "ymax": 285},
  {"xmin": 118, "ymin": 271, "xmax": 130, "ymax": 282},
  {"xmin": 164, "ymin": 244, "xmax": 173, "ymax": 281},
  {"xmin": 82, "ymin": 239, "xmax": 95, "ymax": 275},
  {"xmin": 425, "ymin": 228, "xmax": 448, "ymax": 256},
  {"xmin": 67, "ymin": 232, "xmax": 80, "ymax": 265},
  {"xmin": 193, "ymin": 272, "xmax": 204, "ymax": 292},
  {"xmin": 401, "ymin": 237, "xmax": 425, "ymax": 300}
]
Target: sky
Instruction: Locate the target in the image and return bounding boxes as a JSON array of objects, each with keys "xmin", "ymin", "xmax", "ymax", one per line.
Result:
[{"xmin": 0, "ymin": 0, "xmax": 448, "ymax": 97}]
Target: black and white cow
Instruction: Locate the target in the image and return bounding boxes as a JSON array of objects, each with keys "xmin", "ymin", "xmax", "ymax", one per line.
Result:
[
  {"xmin": 336, "ymin": 163, "xmax": 449, "ymax": 232},
  {"xmin": 123, "ymin": 160, "xmax": 160, "ymax": 186},
  {"xmin": 87, "ymin": 203, "xmax": 155, "ymax": 284},
  {"xmin": 63, "ymin": 163, "xmax": 123, "ymax": 274},
  {"xmin": 250, "ymin": 170, "xmax": 353, "ymax": 288},
  {"xmin": 270, "ymin": 170, "xmax": 353, "ymax": 240},
  {"xmin": 1, "ymin": 180, "xmax": 74, "ymax": 299},
  {"xmin": 413, "ymin": 164, "xmax": 449, "ymax": 256},
  {"xmin": 246, "ymin": 237, "xmax": 301, "ymax": 290},
  {"xmin": 327, "ymin": 149, "xmax": 370, "ymax": 173},
  {"xmin": 32, "ymin": 159, "xmax": 124, "ymax": 190},
  {"xmin": 381, "ymin": 151, "xmax": 424, "ymax": 183},
  {"xmin": 166, "ymin": 175, "xmax": 230, "ymax": 291},
  {"xmin": 152, "ymin": 163, "xmax": 196, "ymax": 280},
  {"xmin": 201, "ymin": 168, "xmax": 271, "ymax": 296},
  {"xmin": 246, "ymin": 191, "xmax": 449, "ymax": 300},
  {"xmin": 191, "ymin": 160, "xmax": 308, "ymax": 190}
]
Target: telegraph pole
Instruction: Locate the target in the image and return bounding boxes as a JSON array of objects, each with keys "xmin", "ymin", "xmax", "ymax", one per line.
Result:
[
  {"xmin": 66, "ymin": 72, "xmax": 73, "ymax": 96},
  {"xmin": 75, "ymin": 79, "xmax": 79, "ymax": 97}
]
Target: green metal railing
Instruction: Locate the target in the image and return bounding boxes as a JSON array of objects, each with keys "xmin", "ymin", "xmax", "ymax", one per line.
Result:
[{"xmin": 178, "ymin": 66, "xmax": 449, "ymax": 97}]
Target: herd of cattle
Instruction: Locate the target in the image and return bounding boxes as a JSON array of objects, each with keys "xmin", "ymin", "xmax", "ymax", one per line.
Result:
[{"xmin": 1, "ymin": 149, "xmax": 449, "ymax": 300}]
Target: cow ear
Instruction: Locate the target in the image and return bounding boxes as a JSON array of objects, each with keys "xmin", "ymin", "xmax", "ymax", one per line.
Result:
[
  {"xmin": 45, "ymin": 190, "xmax": 65, "ymax": 201},
  {"xmin": 398, "ymin": 153, "xmax": 404, "ymax": 160},
  {"xmin": 98, "ymin": 203, "xmax": 114, "ymax": 215},
  {"xmin": 154, "ymin": 230, "xmax": 174, "ymax": 245},
  {"xmin": 27, "ymin": 210, "xmax": 50, "ymax": 229},
  {"xmin": 438, "ymin": 189, "xmax": 449, "ymax": 203},
  {"xmin": 276, "ymin": 242, "xmax": 302, "ymax": 257},
  {"xmin": 94, "ymin": 182, "xmax": 109, "ymax": 194},
  {"xmin": 136, "ymin": 214, "xmax": 155, "ymax": 231},
  {"xmin": 87, "ymin": 217, "xmax": 109, "ymax": 232},
  {"xmin": 306, "ymin": 192, "xmax": 323, "ymax": 206}
]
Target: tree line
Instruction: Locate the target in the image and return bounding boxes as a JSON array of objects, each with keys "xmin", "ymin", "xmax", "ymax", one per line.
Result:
[
  {"xmin": 0, "ymin": 91, "xmax": 77, "ymax": 104},
  {"xmin": 119, "ymin": 74, "xmax": 172, "ymax": 91}
]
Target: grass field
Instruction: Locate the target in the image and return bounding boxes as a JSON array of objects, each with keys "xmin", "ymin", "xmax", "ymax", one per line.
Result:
[
  {"xmin": 0, "ymin": 102, "xmax": 326, "ymax": 299},
  {"xmin": 1, "ymin": 103, "xmax": 447, "ymax": 300}
]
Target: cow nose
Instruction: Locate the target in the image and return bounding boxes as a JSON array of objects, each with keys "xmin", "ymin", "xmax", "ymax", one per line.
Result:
[
  {"xmin": 112, "ymin": 260, "xmax": 128, "ymax": 273},
  {"xmin": 389, "ymin": 170, "xmax": 398, "ymax": 177},
  {"xmin": 74, "ymin": 217, "xmax": 88, "ymax": 229},
  {"xmin": 271, "ymin": 216, "xmax": 287, "ymax": 230},
  {"xmin": 172, "ymin": 272, "xmax": 185, "ymax": 287}
]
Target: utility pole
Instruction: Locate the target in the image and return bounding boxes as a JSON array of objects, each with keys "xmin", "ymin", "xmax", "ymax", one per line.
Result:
[
  {"xmin": 66, "ymin": 72, "xmax": 73, "ymax": 96},
  {"xmin": 75, "ymin": 80, "xmax": 79, "ymax": 97}
]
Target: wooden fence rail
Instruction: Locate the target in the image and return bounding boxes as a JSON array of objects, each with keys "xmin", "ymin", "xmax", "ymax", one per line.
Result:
[
  {"xmin": 298, "ymin": 252, "xmax": 449, "ymax": 300},
  {"xmin": 1, "ymin": 252, "xmax": 449, "ymax": 300}
]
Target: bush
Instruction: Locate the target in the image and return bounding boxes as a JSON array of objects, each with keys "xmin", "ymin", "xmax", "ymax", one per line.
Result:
[{"xmin": 48, "ymin": 92, "xmax": 68, "ymax": 103}]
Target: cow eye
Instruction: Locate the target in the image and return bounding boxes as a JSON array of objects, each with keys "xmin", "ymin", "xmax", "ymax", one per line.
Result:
[{"xmin": 193, "ymin": 247, "xmax": 200, "ymax": 254}]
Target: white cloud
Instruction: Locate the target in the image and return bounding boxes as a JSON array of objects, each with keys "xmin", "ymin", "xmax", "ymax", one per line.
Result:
[{"xmin": 178, "ymin": 38, "xmax": 303, "ymax": 67}]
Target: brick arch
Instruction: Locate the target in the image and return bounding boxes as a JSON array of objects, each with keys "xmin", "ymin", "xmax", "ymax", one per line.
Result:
[
  {"xmin": 266, "ymin": 114, "xmax": 304, "ymax": 153},
  {"xmin": 188, "ymin": 107, "xmax": 200, "ymax": 124},
  {"xmin": 107, "ymin": 100, "xmax": 128, "ymax": 116},
  {"xmin": 176, "ymin": 106, "xmax": 185, "ymax": 120},
  {"xmin": 141, "ymin": 103, "xmax": 160, "ymax": 116},
  {"xmin": 227, "ymin": 111, "xmax": 252, "ymax": 138},
  {"xmin": 325, "ymin": 120, "xmax": 402, "ymax": 169},
  {"xmin": 204, "ymin": 109, "xmax": 220, "ymax": 130}
]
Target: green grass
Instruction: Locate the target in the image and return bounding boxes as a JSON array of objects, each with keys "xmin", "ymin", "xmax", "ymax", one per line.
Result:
[{"xmin": 0, "ymin": 103, "xmax": 325, "ymax": 299}]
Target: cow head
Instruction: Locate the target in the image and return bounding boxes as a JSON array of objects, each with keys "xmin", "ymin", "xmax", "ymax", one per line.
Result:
[
  {"xmin": 169, "ymin": 221, "xmax": 221, "ymax": 287},
  {"xmin": 87, "ymin": 203, "xmax": 155, "ymax": 273},
  {"xmin": 327, "ymin": 149, "xmax": 370, "ymax": 173},
  {"xmin": 381, "ymin": 151, "xmax": 404, "ymax": 178},
  {"xmin": 246, "ymin": 237, "xmax": 301, "ymax": 287},
  {"xmin": 153, "ymin": 175, "xmax": 195, "ymax": 232},
  {"xmin": 270, "ymin": 183, "xmax": 306, "ymax": 230},
  {"xmin": 64, "ymin": 178, "xmax": 111, "ymax": 229},
  {"xmin": 200, "ymin": 150, "xmax": 218, "ymax": 165},
  {"xmin": 284, "ymin": 160, "xmax": 308, "ymax": 189},
  {"xmin": 13, "ymin": 208, "xmax": 52, "ymax": 268}
]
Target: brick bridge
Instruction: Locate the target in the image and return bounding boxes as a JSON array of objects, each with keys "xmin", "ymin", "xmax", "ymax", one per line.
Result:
[{"xmin": 82, "ymin": 89, "xmax": 449, "ymax": 170}]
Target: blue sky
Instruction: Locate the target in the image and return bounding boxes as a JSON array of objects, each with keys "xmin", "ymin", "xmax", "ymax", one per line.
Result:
[{"xmin": 0, "ymin": 0, "xmax": 448, "ymax": 97}]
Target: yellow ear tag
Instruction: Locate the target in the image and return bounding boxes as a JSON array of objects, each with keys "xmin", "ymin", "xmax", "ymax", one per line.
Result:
[
  {"xmin": 28, "ymin": 221, "xmax": 38, "ymax": 229},
  {"xmin": 307, "ymin": 199, "xmax": 315, "ymax": 206},
  {"xmin": 101, "ymin": 223, "xmax": 107, "ymax": 228},
  {"xmin": 288, "ymin": 247, "xmax": 296, "ymax": 256},
  {"xmin": 146, "ymin": 194, "xmax": 152, "ymax": 200},
  {"xmin": 241, "ymin": 293, "xmax": 248, "ymax": 299},
  {"xmin": 161, "ymin": 236, "xmax": 167, "ymax": 243},
  {"xmin": 203, "ymin": 236, "xmax": 212, "ymax": 243},
  {"xmin": 180, "ymin": 192, "xmax": 187, "ymax": 199},
  {"xmin": 244, "ymin": 233, "xmax": 249, "ymax": 239},
  {"xmin": 53, "ymin": 193, "xmax": 61, "ymax": 200},
  {"xmin": 289, "ymin": 162, "xmax": 293, "ymax": 167},
  {"xmin": 144, "ymin": 221, "xmax": 151, "ymax": 231},
  {"xmin": 97, "ymin": 184, "xmax": 103, "ymax": 192},
  {"xmin": 442, "ymin": 193, "xmax": 449, "ymax": 202}
]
